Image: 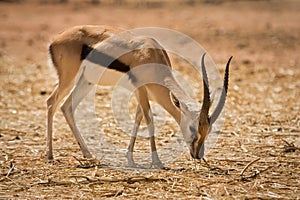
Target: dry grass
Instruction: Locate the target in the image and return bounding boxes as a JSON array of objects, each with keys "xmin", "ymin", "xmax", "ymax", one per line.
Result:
[{"xmin": 1, "ymin": 1, "xmax": 300, "ymax": 199}]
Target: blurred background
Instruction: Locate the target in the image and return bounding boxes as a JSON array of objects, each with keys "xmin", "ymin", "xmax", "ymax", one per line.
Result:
[{"xmin": 1, "ymin": 0, "xmax": 298, "ymax": 67}]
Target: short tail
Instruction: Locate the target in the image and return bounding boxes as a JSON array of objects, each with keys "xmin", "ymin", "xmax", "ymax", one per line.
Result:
[{"xmin": 48, "ymin": 44, "xmax": 57, "ymax": 68}]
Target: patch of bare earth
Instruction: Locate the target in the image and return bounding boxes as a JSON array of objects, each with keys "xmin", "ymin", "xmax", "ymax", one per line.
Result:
[{"xmin": 0, "ymin": 1, "xmax": 299, "ymax": 199}]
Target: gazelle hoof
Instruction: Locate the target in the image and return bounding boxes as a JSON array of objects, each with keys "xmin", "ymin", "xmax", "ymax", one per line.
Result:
[
  {"xmin": 46, "ymin": 152, "xmax": 54, "ymax": 161},
  {"xmin": 126, "ymin": 151, "xmax": 137, "ymax": 168},
  {"xmin": 151, "ymin": 160, "xmax": 165, "ymax": 169}
]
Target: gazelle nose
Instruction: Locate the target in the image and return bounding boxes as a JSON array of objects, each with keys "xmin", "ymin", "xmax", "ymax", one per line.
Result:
[
  {"xmin": 190, "ymin": 152, "xmax": 197, "ymax": 159},
  {"xmin": 190, "ymin": 143, "xmax": 205, "ymax": 159},
  {"xmin": 190, "ymin": 152, "xmax": 202, "ymax": 159}
]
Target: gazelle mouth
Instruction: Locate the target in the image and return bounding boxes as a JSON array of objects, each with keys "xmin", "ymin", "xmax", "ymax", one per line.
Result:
[{"xmin": 190, "ymin": 140, "xmax": 205, "ymax": 159}]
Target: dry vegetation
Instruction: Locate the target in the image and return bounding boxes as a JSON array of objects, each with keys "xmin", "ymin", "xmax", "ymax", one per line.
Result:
[{"xmin": 0, "ymin": 0, "xmax": 299, "ymax": 199}]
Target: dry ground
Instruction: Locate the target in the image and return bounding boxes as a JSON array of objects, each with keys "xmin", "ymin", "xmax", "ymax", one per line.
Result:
[{"xmin": 0, "ymin": 0, "xmax": 299, "ymax": 199}]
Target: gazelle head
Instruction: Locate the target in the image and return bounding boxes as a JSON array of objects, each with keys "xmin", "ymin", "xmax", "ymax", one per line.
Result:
[{"xmin": 181, "ymin": 53, "xmax": 232, "ymax": 159}]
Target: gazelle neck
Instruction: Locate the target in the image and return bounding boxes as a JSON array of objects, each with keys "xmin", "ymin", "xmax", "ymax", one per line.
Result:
[
  {"xmin": 164, "ymin": 101, "xmax": 182, "ymax": 125},
  {"xmin": 159, "ymin": 94, "xmax": 200, "ymax": 144}
]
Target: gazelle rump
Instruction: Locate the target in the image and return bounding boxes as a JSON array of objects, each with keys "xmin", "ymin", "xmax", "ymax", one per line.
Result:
[{"xmin": 46, "ymin": 25, "xmax": 232, "ymax": 168}]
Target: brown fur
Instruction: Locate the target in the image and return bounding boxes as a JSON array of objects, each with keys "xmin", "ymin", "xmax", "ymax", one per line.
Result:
[{"xmin": 46, "ymin": 25, "xmax": 221, "ymax": 164}]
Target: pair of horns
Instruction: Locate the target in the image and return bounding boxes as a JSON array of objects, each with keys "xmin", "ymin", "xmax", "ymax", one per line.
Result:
[{"xmin": 200, "ymin": 53, "xmax": 233, "ymax": 125}]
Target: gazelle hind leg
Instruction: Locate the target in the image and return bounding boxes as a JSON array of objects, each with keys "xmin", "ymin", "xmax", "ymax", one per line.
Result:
[
  {"xmin": 61, "ymin": 73, "xmax": 94, "ymax": 159},
  {"xmin": 46, "ymin": 84, "xmax": 73, "ymax": 160},
  {"xmin": 136, "ymin": 87, "xmax": 164, "ymax": 168},
  {"xmin": 126, "ymin": 104, "xmax": 143, "ymax": 167},
  {"xmin": 46, "ymin": 86, "xmax": 58, "ymax": 160}
]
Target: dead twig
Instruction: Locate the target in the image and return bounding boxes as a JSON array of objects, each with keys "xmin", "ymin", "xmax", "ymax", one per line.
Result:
[
  {"xmin": 240, "ymin": 166, "xmax": 271, "ymax": 181},
  {"xmin": 69, "ymin": 175, "xmax": 92, "ymax": 182},
  {"xmin": 37, "ymin": 179, "xmax": 72, "ymax": 187},
  {"xmin": 240, "ymin": 157, "xmax": 260, "ymax": 177},
  {"xmin": 96, "ymin": 176, "xmax": 167, "ymax": 184},
  {"xmin": 3, "ymin": 176, "xmax": 24, "ymax": 188},
  {"xmin": 60, "ymin": 175, "xmax": 166, "ymax": 185},
  {"xmin": 101, "ymin": 190, "xmax": 123, "ymax": 198},
  {"xmin": 73, "ymin": 156, "xmax": 84, "ymax": 166},
  {"xmin": 282, "ymin": 139, "xmax": 299, "ymax": 153},
  {"xmin": 6, "ymin": 162, "xmax": 15, "ymax": 178},
  {"xmin": 72, "ymin": 156, "xmax": 102, "ymax": 168},
  {"xmin": 202, "ymin": 158, "xmax": 231, "ymax": 174}
]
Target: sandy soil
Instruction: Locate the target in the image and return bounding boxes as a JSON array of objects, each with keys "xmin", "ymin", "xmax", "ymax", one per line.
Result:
[{"xmin": 0, "ymin": 0, "xmax": 299, "ymax": 199}]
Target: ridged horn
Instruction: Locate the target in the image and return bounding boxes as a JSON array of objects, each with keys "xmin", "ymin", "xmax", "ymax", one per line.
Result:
[
  {"xmin": 210, "ymin": 56, "xmax": 232, "ymax": 124},
  {"xmin": 199, "ymin": 53, "xmax": 211, "ymax": 121}
]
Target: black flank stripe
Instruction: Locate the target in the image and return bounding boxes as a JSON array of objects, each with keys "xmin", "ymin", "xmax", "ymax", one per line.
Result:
[
  {"xmin": 108, "ymin": 58, "xmax": 130, "ymax": 73},
  {"xmin": 81, "ymin": 44, "xmax": 130, "ymax": 73}
]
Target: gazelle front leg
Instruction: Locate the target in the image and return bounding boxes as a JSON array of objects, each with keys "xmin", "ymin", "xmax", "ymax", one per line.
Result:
[
  {"xmin": 136, "ymin": 87, "xmax": 164, "ymax": 168},
  {"xmin": 126, "ymin": 104, "xmax": 142, "ymax": 167},
  {"xmin": 60, "ymin": 73, "xmax": 94, "ymax": 159}
]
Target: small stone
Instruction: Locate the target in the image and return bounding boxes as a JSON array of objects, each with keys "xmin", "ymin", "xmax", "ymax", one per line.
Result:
[{"xmin": 40, "ymin": 90, "xmax": 47, "ymax": 95}]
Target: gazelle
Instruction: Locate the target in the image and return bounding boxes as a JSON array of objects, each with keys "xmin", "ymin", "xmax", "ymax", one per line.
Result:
[{"xmin": 46, "ymin": 25, "xmax": 232, "ymax": 168}]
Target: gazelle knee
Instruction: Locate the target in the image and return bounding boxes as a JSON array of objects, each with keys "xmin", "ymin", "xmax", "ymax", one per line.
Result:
[{"xmin": 60, "ymin": 98, "xmax": 72, "ymax": 115}]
